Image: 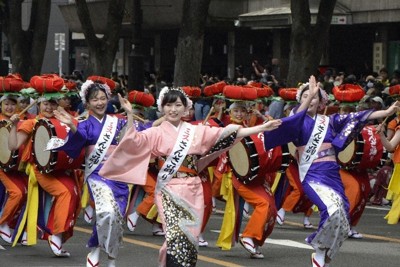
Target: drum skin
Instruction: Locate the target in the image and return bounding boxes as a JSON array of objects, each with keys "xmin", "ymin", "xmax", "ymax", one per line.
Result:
[
  {"xmin": 228, "ymin": 133, "xmax": 291, "ymax": 185},
  {"xmin": 32, "ymin": 118, "xmax": 84, "ymax": 173},
  {"xmin": 0, "ymin": 120, "xmax": 23, "ymax": 172}
]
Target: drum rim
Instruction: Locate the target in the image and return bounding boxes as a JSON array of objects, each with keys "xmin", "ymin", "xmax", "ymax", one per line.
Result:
[
  {"xmin": 228, "ymin": 136, "xmax": 260, "ymax": 184},
  {"xmin": 0, "ymin": 120, "xmax": 19, "ymax": 171},
  {"xmin": 32, "ymin": 119, "xmax": 57, "ymax": 173}
]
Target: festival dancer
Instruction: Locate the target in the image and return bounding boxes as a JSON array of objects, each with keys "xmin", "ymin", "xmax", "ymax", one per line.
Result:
[
  {"xmin": 212, "ymin": 100, "xmax": 279, "ymax": 259},
  {"xmin": 99, "ymin": 87, "xmax": 282, "ymax": 267},
  {"xmin": 8, "ymin": 97, "xmax": 80, "ymax": 257},
  {"xmin": 50, "ymin": 80, "xmax": 143, "ymax": 267},
  {"xmin": 264, "ymin": 75, "xmax": 400, "ymax": 267},
  {"xmin": 0, "ymin": 94, "xmax": 28, "ymax": 245},
  {"xmin": 377, "ymin": 119, "xmax": 400, "ymax": 224}
]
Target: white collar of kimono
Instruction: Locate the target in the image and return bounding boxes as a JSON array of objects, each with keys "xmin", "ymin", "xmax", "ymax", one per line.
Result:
[
  {"xmin": 156, "ymin": 122, "xmax": 195, "ymax": 191},
  {"xmin": 166, "ymin": 120, "xmax": 184, "ymax": 131},
  {"xmin": 91, "ymin": 114, "xmax": 105, "ymax": 123},
  {"xmin": 298, "ymin": 114, "xmax": 329, "ymax": 182}
]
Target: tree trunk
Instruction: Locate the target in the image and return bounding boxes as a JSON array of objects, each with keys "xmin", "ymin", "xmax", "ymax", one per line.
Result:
[
  {"xmin": 287, "ymin": 0, "xmax": 337, "ymax": 86},
  {"xmin": 75, "ymin": 0, "xmax": 127, "ymax": 77},
  {"xmin": 2, "ymin": 0, "xmax": 51, "ymax": 81},
  {"xmin": 173, "ymin": 0, "xmax": 211, "ymax": 87}
]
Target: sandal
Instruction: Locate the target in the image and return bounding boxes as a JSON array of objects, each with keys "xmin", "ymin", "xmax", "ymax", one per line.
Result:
[
  {"xmin": 127, "ymin": 217, "xmax": 137, "ymax": 232},
  {"xmin": 86, "ymin": 247, "xmax": 100, "ymax": 267},
  {"xmin": 276, "ymin": 214, "xmax": 284, "ymax": 226},
  {"xmin": 239, "ymin": 237, "xmax": 256, "ymax": 254},
  {"xmin": 84, "ymin": 206, "xmax": 94, "ymax": 224},
  {"xmin": 0, "ymin": 229, "xmax": 12, "ymax": 244},
  {"xmin": 48, "ymin": 236, "xmax": 70, "ymax": 257},
  {"xmin": 303, "ymin": 222, "xmax": 314, "ymax": 229},
  {"xmin": 311, "ymin": 253, "xmax": 323, "ymax": 267}
]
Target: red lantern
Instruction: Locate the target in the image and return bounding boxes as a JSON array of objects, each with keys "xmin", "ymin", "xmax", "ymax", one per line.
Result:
[
  {"xmin": 128, "ymin": 90, "xmax": 155, "ymax": 107},
  {"xmin": 87, "ymin": 76, "xmax": 116, "ymax": 90},
  {"xmin": 332, "ymin": 84, "xmax": 365, "ymax": 102},
  {"xmin": 203, "ymin": 81, "xmax": 226, "ymax": 96},
  {"xmin": 389, "ymin": 84, "xmax": 400, "ymax": 95},
  {"xmin": 0, "ymin": 74, "xmax": 25, "ymax": 92},
  {"xmin": 278, "ymin": 88, "xmax": 298, "ymax": 101},
  {"xmin": 223, "ymin": 85, "xmax": 258, "ymax": 100},
  {"xmin": 181, "ymin": 86, "xmax": 201, "ymax": 98},
  {"xmin": 30, "ymin": 74, "xmax": 65, "ymax": 93},
  {"xmin": 64, "ymin": 80, "xmax": 77, "ymax": 90}
]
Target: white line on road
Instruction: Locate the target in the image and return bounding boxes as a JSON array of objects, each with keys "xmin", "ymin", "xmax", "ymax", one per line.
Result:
[
  {"xmin": 210, "ymin": 230, "xmax": 313, "ymax": 250},
  {"xmin": 365, "ymin": 205, "xmax": 391, "ymax": 211}
]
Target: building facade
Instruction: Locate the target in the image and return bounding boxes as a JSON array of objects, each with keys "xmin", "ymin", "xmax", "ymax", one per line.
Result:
[{"xmin": 2, "ymin": 0, "xmax": 400, "ymax": 82}]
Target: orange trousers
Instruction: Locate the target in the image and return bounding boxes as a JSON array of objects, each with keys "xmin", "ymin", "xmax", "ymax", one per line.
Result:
[
  {"xmin": 341, "ymin": 169, "xmax": 370, "ymax": 227},
  {"xmin": 281, "ymin": 163, "xmax": 313, "ymax": 216},
  {"xmin": 0, "ymin": 170, "xmax": 27, "ymax": 227},
  {"xmin": 232, "ymin": 177, "xmax": 276, "ymax": 246},
  {"xmin": 136, "ymin": 170, "xmax": 157, "ymax": 219},
  {"xmin": 34, "ymin": 167, "xmax": 80, "ymax": 239}
]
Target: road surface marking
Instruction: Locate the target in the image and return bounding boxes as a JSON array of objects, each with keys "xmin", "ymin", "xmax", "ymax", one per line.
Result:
[{"xmin": 74, "ymin": 226, "xmax": 244, "ymax": 267}]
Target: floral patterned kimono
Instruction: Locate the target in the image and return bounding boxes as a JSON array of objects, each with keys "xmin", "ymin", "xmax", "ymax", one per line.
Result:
[{"xmin": 100, "ymin": 120, "xmax": 240, "ymax": 267}]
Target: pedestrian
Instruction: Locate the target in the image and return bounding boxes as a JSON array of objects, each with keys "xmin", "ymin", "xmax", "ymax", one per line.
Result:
[{"xmin": 99, "ymin": 87, "xmax": 282, "ymax": 266}]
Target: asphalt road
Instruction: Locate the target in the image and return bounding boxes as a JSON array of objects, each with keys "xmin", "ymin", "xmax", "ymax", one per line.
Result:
[{"xmin": 1, "ymin": 204, "xmax": 399, "ymax": 267}]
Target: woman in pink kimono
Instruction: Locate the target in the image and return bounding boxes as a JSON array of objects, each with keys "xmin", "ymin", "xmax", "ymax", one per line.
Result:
[{"xmin": 100, "ymin": 87, "xmax": 282, "ymax": 267}]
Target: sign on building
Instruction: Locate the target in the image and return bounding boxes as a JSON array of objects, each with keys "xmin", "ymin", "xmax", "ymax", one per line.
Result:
[
  {"xmin": 373, "ymin": 42, "xmax": 384, "ymax": 73},
  {"xmin": 55, "ymin": 33, "xmax": 65, "ymax": 51}
]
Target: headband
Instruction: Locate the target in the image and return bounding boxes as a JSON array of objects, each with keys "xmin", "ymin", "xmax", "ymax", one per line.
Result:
[
  {"xmin": 156, "ymin": 86, "xmax": 193, "ymax": 113},
  {"xmin": 296, "ymin": 82, "xmax": 329, "ymax": 109},
  {"xmin": 79, "ymin": 79, "xmax": 112, "ymax": 105}
]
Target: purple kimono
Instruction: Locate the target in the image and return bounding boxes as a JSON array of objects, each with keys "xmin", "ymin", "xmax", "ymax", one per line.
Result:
[
  {"xmin": 295, "ymin": 109, "xmax": 372, "ymax": 260},
  {"xmin": 265, "ymin": 109, "xmax": 373, "ymax": 260},
  {"xmin": 59, "ymin": 115, "xmax": 152, "ymax": 258}
]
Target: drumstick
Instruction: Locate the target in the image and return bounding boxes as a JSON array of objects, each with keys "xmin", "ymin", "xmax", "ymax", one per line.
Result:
[
  {"xmin": 202, "ymin": 106, "xmax": 215, "ymax": 125},
  {"xmin": 132, "ymin": 113, "xmax": 146, "ymax": 123},
  {"xmin": 202, "ymin": 98, "xmax": 218, "ymax": 125},
  {"xmin": 323, "ymin": 105, "xmax": 328, "ymax": 115},
  {"xmin": 376, "ymin": 115, "xmax": 390, "ymax": 134},
  {"xmin": 376, "ymin": 100, "xmax": 399, "ymax": 133},
  {"xmin": 5, "ymin": 99, "xmax": 38, "ymax": 128}
]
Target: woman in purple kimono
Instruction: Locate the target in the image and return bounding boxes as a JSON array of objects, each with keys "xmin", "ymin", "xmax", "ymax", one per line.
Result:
[
  {"xmin": 99, "ymin": 87, "xmax": 282, "ymax": 267},
  {"xmin": 53, "ymin": 80, "xmax": 151, "ymax": 267},
  {"xmin": 272, "ymin": 76, "xmax": 399, "ymax": 267}
]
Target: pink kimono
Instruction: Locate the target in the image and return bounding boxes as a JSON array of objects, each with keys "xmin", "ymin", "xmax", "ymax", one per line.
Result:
[{"xmin": 100, "ymin": 120, "xmax": 240, "ymax": 267}]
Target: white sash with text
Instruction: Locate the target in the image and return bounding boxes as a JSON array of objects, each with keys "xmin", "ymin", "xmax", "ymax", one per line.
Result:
[
  {"xmin": 85, "ymin": 115, "xmax": 118, "ymax": 180},
  {"xmin": 157, "ymin": 123, "xmax": 195, "ymax": 191},
  {"xmin": 299, "ymin": 114, "xmax": 329, "ymax": 182}
]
